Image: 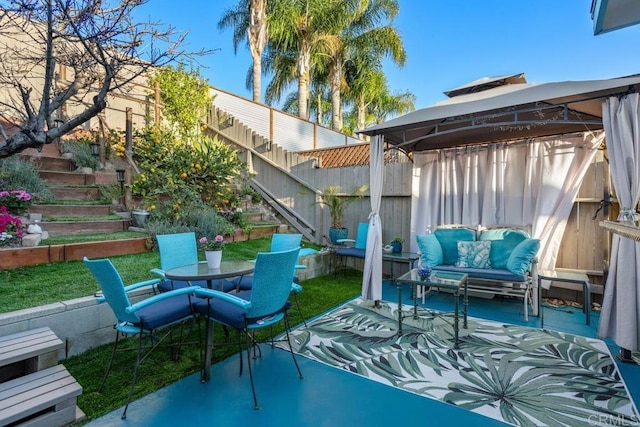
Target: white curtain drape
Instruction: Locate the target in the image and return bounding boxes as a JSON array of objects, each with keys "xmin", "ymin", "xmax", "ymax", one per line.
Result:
[
  {"xmin": 598, "ymin": 94, "xmax": 640, "ymax": 352},
  {"xmin": 409, "ymin": 133, "xmax": 603, "ymax": 274},
  {"xmin": 362, "ymin": 136, "xmax": 383, "ymax": 302}
]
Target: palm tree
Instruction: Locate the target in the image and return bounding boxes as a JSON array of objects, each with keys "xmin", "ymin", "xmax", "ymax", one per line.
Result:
[
  {"xmin": 325, "ymin": 0, "xmax": 406, "ymax": 131},
  {"xmin": 267, "ymin": 0, "xmax": 356, "ymax": 121},
  {"xmin": 343, "ymin": 58, "xmax": 415, "ymax": 137},
  {"xmin": 218, "ymin": 0, "xmax": 268, "ymax": 103}
]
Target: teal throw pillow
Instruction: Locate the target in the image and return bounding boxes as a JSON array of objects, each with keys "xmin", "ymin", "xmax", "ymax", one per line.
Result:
[
  {"xmin": 416, "ymin": 234, "xmax": 443, "ymax": 268},
  {"xmin": 506, "ymin": 238, "xmax": 540, "ymax": 275},
  {"xmin": 480, "ymin": 228, "xmax": 529, "ymax": 269},
  {"xmin": 434, "ymin": 228, "xmax": 476, "ymax": 265},
  {"xmin": 455, "ymin": 240, "xmax": 492, "ymax": 269}
]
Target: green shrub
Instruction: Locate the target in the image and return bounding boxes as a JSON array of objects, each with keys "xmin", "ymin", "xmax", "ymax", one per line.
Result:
[
  {"xmin": 60, "ymin": 139, "xmax": 100, "ymax": 170},
  {"xmin": 185, "ymin": 205, "xmax": 235, "ymax": 239},
  {"xmin": 0, "ymin": 157, "xmax": 55, "ymax": 204},
  {"xmin": 130, "ymin": 128, "xmax": 246, "ymax": 215},
  {"xmin": 145, "ymin": 204, "xmax": 234, "ymax": 250}
]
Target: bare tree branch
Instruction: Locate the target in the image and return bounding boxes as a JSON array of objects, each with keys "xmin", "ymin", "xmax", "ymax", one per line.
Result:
[{"xmin": 0, "ymin": 0, "xmax": 212, "ymax": 158}]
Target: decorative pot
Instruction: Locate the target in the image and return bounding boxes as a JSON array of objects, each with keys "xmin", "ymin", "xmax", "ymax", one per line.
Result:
[
  {"xmin": 328, "ymin": 227, "xmax": 349, "ymax": 245},
  {"xmin": 131, "ymin": 209, "xmax": 150, "ymax": 228},
  {"xmin": 205, "ymin": 250, "xmax": 222, "ymax": 269},
  {"xmin": 390, "ymin": 241, "xmax": 402, "ymax": 253}
]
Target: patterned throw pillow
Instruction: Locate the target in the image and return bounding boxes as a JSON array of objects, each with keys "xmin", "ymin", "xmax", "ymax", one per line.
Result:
[{"xmin": 455, "ymin": 240, "xmax": 492, "ymax": 269}]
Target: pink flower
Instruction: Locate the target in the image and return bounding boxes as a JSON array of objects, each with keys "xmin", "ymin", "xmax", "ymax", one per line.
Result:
[{"xmin": 198, "ymin": 235, "xmax": 226, "ymax": 251}]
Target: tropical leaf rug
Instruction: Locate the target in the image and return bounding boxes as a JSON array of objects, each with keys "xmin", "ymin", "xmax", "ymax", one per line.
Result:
[{"xmin": 280, "ymin": 298, "xmax": 639, "ymax": 426}]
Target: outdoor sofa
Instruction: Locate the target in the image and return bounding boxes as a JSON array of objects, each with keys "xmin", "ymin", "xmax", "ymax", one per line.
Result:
[{"xmin": 416, "ymin": 224, "xmax": 540, "ymax": 320}]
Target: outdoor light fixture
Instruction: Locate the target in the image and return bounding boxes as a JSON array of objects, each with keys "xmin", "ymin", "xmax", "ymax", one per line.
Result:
[
  {"xmin": 90, "ymin": 142, "xmax": 99, "ymax": 157},
  {"xmin": 116, "ymin": 169, "xmax": 125, "ymax": 207}
]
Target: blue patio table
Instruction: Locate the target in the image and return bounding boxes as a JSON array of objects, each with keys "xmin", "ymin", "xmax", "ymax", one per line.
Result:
[{"xmin": 165, "ymin": 260, "xmax": 255, "ymax": 382}]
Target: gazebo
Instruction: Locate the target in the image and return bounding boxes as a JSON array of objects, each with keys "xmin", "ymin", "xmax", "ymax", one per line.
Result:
[{"xmin": 359, "ymin": 73, "xmax": 640, "ymax": 360}]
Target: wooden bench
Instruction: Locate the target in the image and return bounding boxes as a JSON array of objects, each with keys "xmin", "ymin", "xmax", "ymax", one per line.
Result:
[
  {"xmin": 0, "ymin": 364, "xmax": 82, "ymax": 427},
  {"xmin": 0, "ymin": 327, "xmax": 64, "ymax": 383}
]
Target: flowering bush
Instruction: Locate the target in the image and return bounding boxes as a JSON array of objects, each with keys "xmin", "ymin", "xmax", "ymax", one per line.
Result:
[
  {"xmin": 0, "ymin": 206, "xmax": 25, "ymax": 246},
  {"xmin": 0, "ymin": 190, "xmax": 32, "ymax": 215},
  {"xmin": 198, "ymin": 235, "xmax": 226, "ymax": 251}
]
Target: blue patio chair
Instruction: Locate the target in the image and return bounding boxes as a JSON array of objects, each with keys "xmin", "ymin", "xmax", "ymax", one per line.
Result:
[
  {"xmin": 193, "ymin": 247, "xmax": 303, "ymax": 410},
  {"xmin": 335, "ymin": 222, "xmax": 369, "ymax": 273},
  {"xmin": 84, "ymin": 257, "xmax": 199, "ymax": 419},
  {"xmin": 152, "ymin": 232, "xmax": 234, "ymax": 292},
  {"xmin": 232, "ymin": 233, "xmax": 308, "ymax": 326}
]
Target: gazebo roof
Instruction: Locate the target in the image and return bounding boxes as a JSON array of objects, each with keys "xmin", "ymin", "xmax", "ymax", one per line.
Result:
[{"xmin": 359, "ymin": 74, "xmax": 640, "ymax": 152}]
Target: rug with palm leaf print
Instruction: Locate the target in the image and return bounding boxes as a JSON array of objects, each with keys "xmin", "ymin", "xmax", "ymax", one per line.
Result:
[{"xmin": 280, "ymin": 298, "xmax": 639, "ymax": 427}]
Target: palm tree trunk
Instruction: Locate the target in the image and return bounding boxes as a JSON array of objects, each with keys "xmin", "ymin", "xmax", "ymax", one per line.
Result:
[
  {"xmin": 251, "ymin": 54, "xmax": 262, "ymax": 103},
  {"xmin": 248, "ymin": 0, "xmax": 268, "ymax": 103},
  {"xmin": 316, "ymin": 92, "xmax": 323, "ymax": 124},
  {"xmin": 297, "ymin": 43, "xmax": 311, "ymax": 120},
  {"xmin": 357, "ymin": 96, "xmax": 366, "ymax": 140},
  {"xmin": 330, "ymin": 58, "xmax": 342, "ymax": 131}
]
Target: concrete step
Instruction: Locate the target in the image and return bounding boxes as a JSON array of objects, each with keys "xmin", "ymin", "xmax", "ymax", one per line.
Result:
[
  {"xmin": 38, "ymin": 170, "xmax": 95, "ymax": 185},
  {"xmin": 30, "ymin": 204, "xmax": 113, "ymax": 217},
  {"xmin": 39, "ymin": 219, "xmax": 131, "ymax": 236},
  {"xmin": 50, "ymin": 187, "xmax": 101, "ymax": 201}
]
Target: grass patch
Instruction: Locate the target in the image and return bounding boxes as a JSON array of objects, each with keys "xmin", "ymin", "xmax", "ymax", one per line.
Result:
[
  {"xmin": 0, "ymin": 237, "xmax": 322, "ymax": 313},
  {"xmin": 43, "ymin": 231, "xmax": 146, "ymax": 246},
  {"xmin": 42, "ymin": 215, "xmax": 126, "ymax": 222},
  {"xmin": 34, "ymin": 200, "xmax": 111, "ymax": 205}
]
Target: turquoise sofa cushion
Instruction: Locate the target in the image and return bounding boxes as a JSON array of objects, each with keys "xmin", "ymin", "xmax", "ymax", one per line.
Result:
[
  {"xmin": 506, "ymin": 238, "xmax": 540, "ymax": 275},
  {"xmin": 455, "ymin": 240, "xmax": 492, "ymax": 269},
  {"xmin": 416, "ymin": 234, "xmax": 443, "ymax": 268},
  {"xmin": 434, "ymin": 228, "xmax": 476, "ymax": 265},
  {"xmin": 480, "ymin": 228, "xmax": 529, "ymax": 269}
]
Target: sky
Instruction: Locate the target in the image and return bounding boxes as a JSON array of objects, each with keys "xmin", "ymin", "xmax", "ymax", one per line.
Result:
[{"xmin": 133, "ymin": 0, "xmax": 640, "ymax": 110}]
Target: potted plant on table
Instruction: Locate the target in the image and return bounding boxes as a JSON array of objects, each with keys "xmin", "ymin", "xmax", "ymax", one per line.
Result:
[
  {"xmin": 389, "ymin": 236, "xmax": 404, "ymax": 253},
  {"xmin": 317, "ymin": 185, "xmax": 368, "ymax": 245},
  {"xmin": 199, "ymin": 234, "xmax": 226, "ymax": 269}
]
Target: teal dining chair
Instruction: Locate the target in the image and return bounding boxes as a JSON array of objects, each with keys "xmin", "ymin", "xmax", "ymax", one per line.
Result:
[
  {"xmin": 193, "ymin": 247, "xmax": 302, "ymax": 410},
  {"xmin": 232, "ymin": 233, "xmax": 308, "ymax": 325},
  {"xmin": 84, "ymin": 257, "xmax": 198, "ymax": 419},
  {"xmin": 152, "ymin": 232, "xmax": 234, "ymax": 292}
]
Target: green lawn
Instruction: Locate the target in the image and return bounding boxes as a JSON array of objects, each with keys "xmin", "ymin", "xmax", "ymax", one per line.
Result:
[{"xmin": 1, "ymin": 237, "xmax": 283, "ymax": 313}]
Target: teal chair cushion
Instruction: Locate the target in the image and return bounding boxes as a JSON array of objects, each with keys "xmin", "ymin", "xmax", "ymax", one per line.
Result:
[
  {"xmin": 434, "ymin": 228, "xmax": 476, "ymax": 265},
  {"xmin": 506, "ymin": 238, "xmax": 540, "ymax": 275},
  {"xmin": 416, "ymin": 234, "xmax": 443, "ymax": 268},
  {"xmin": 479, "ymin": 228, "xmax": 529, "ymax": 269}
]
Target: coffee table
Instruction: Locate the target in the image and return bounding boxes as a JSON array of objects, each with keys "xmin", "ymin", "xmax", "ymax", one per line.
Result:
[{"xmin": 396, "ymin": 269, "xmax": 468, "ymax": 349}]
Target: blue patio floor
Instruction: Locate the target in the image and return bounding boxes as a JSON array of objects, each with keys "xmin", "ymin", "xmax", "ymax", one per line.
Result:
[{"xmin": 86, "ymin": 280, "xmax": 639, "ymax": 427}]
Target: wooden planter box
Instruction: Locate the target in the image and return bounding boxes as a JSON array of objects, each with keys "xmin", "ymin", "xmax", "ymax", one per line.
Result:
[{"xmin": 0, "ymin": 238, "xmax": 150, "ymax": 269}]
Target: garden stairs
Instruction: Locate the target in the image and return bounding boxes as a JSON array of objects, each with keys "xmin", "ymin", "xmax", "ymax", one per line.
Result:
[{"xmin": 21, "ymin": 142, "xmax": 130, "ymax": 236}]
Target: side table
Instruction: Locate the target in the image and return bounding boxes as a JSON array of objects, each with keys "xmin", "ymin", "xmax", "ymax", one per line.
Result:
[
  {"xmin": 382, "ymin": 251, "xmax": 420, "ymax": 280},
  {"xmin": 538, "ymin": 269, "xmax": 591, "ymax": 327}
]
